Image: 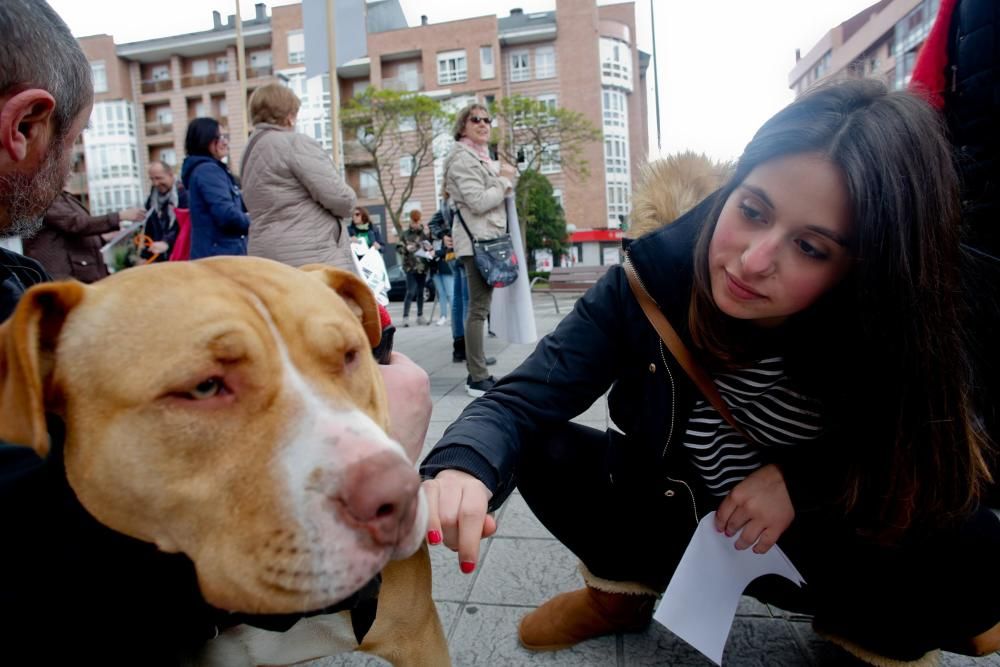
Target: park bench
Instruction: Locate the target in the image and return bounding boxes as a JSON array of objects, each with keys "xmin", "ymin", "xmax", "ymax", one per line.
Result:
[{"xmin": 530, "ymin": 264, "xmax": 613, "ymax": 313}]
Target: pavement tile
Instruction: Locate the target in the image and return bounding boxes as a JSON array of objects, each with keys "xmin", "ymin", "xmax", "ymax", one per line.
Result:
[
  {"xmin": 469, "ymin": 537, "xmax": 583, "ymax": 606},
  {"xmin": 448, "ymin": 604, "xmax": 618, "ymax": 666},
  {"xmin": 430, "ymin": 536, "xmax": 493, "ymax": 602},
  {"xmin": 627, "ymin": 616, "xmax": 808, "ymax": 666},
  {"xmin": 494, "ymin": 493, "xmax": 555, "ymax": 540}
]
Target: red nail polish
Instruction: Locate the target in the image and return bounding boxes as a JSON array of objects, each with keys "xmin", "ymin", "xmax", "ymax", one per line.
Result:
[
  {"xmin": 427, "ymin": 530, "xmax": 442, "ymax": 545},
  {"xmin": 460, "ymin": 561, "xmax": 475, "ymax": 574}
]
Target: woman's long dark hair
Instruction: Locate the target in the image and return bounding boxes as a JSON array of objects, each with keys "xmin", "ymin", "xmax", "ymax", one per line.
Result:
[
  {"xmin": 689, "ymin": 79, "xmax": 992, "ymax": 537},
  {"xmin": 184, "ymin": 117, "xmax": 221, "ymax": 158}
]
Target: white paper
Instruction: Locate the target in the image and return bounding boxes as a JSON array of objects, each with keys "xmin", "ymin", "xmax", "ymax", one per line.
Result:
[
  {"xmin": 653, "ymin": 512, "xmax": 805, "ymax": 665},
  {"xmin": 489, "ymin": 195, "xmax": 537, "ymax": 344}
]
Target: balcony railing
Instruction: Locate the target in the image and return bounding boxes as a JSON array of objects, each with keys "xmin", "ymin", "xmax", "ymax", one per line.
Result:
[
  {"xmin": 383, "ymin": 72, "xmax": 423, "ymax": 93},
  {"xmin": 342, "ymin": 139, "xmax": 374, "ymax": 166},
  {"xmin": 180, "ymin": 72, "xmax": 229, "ymax": 88},
  {"xmin": 246, "ymin": 65, "xmax": 273, "ymax": 79},
  {"xmin": 145, "ymin": 122, "xmax": 173, "ymax": 137},
  {"xmin": 141, "ymin": 79, "xmax": 173, "ymax": 94}
]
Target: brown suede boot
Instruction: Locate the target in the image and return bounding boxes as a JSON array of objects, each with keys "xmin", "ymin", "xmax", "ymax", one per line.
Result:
[
  {"xmin": 942, "ymin": 620, "xmax": 1000, "ymax": 657},
  {"xmin": 518, "ymin": 586, "xmax": 657, "ymax": 651}
]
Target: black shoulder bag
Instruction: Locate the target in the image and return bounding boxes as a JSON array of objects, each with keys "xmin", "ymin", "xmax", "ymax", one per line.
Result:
[{"xmin": 453, "ymin": 206, "xmax": 519, "ymax": 288}]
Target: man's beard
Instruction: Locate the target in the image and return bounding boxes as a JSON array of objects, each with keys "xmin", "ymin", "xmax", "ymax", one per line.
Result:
[{"xmin": 0, "ymin": 139, "xmax": 72, "ymax": 239}]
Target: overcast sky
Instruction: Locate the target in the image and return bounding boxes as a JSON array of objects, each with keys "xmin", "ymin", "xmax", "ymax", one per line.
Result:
[{"xmin": 48, "ymin": 0, "xmax": 879, "ymax": 162}]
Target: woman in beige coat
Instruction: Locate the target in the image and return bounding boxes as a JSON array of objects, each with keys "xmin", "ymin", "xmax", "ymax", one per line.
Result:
[
  {"xmin": 242, "ymin": 83, "xmax": 357, "ymax": 273},
  {"xmin": 443, "ymin": 103, "xmax": 517, "ymax": 397}
]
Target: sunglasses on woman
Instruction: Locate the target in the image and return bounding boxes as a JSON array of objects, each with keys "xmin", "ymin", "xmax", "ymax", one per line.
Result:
[{"xmin": 469, "ymin": 115, "xmax": 491, "ymax": 125}]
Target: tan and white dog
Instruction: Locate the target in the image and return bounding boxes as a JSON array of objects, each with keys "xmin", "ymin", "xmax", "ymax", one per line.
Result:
[{"xmin": 0, "ymin": 257, "xmax": 448, "ymax": 666}]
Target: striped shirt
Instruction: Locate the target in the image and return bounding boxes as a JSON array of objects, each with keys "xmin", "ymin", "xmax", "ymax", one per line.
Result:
[{"xmin": 682, "ymin": 356, "xmax": 823, "ymax": 497}]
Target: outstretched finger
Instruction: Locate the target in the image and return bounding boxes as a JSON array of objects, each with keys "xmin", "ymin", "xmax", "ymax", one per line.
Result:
[
  {"xmin": 456, "ymin": 489, "xmax": 489, "ymax": 574},
  {"xmin": 421, "ymin": 479, "xmax": 444, "ymax": 547}
]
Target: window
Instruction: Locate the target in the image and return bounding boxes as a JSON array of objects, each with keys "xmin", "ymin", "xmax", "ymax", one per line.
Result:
[
  {"xmin": 191, "ymin": 60, "xmax": 210, "ymax": 77},
  {"xmin": 152, "ymin": 65, "xmax": 170, "ymax": 81},
  {"xmin": 552, "ymin": 188, "xmax": 563, "ymax": 210},
  {"xmin": 602, "ymin": 89, "xmax": 627, "ymax": 129},
  {"xmin": 159, "ymin": 148, "xmax": 176, "ymax": 166},
  {"xmin": 155, "ymin": 107, "xmax": 172, "ymax": 124},
  {"xmin": 360, "ymin": 169, "xmax": 379, "ymax": 198},
  {"xmin": 398, "ymin": 115, "xmax": 416, "ymax": 132},
  {"xmin": 535, "ymin": 46, "xmax": 556, "ymax": 79},
  {"xmin": 540, "ymin": 143, "xmax": 560, "ymax": 174},
  {"xmin": 537, "ymin": 94, "xmax": 558, "ymax": 124},
  {"xmin": 218, "ymin": 99, "xmax": 228, "ymax": 118},
  {"xmin": 480, "ymin": 46, "xmax": 495, "ymax": 80},
  {"xmin": 250, "ymin": 51, "xmax": 272, "ymax": 68},
  {"xmin": 91, "ymin": 61, "xmax": 108, "ymax": 94},
  {"xmin": 195, "ymin": 102, "xmax": 208, "ymax": 118},
  {"xmin": 604, "ymin": 136, "xmax": 629, "ymax": 174},
  {"xmin": 216, "ymin": 57, "xmax": 229, "ymax": 73},
  {"xmin": 437, "ymin": 50, "xmax": 467, "ymax": 85},
  {"xmin": 353, "ymin": 80, "xmax": 370, "ymax": 97},
  {"xmin": 510, "ymin": 51, "xmax": 530, "ymax": 82},
  {"xmin": 287, "ymin": 31, "xmax": 305, "ymax": 65},
  {"xmin": 400, "ymin": 155, "xmax": 414, "ymax": 177}
]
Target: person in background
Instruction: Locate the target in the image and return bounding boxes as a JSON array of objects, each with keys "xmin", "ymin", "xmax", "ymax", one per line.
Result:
[
  {"xmin": 23, "ymin": 188, "xmax": 143, "ymax": 283},
  {"xmin": 442, "ymin": 103, "xmax": 516, "ymax": 397},
  {"xmin": 397, "ymin": 209, "xmax": 431, "ymax": 327},
  {"xmin": 181, "ymin": 117, "xmax": 250, "ymax": 259},
  {"xmin": 421, "ymin": 80, "xmax": 1000, "ymax": 664},
  {"xmin": 910, "ymin": 0, "xmax": 1000, "ymax": 506},
  {"xmin": 242, "ymin": 83, "xmax": 356, "ymax": 272},
  {"xmin": 142, "ymin": 160, "xmax": 188, "ymax": 262},
  {"xmin": 427, "ymin": 207, "xmax": 454, "ymax": 327},
  {"xmin": 348, "ymin": 206, "xmax": 383, "ymax": 252}
]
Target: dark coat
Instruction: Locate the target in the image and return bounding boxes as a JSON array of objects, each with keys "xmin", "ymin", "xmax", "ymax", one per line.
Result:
[
  {"xmin": 181, "ymin": 155, "xmax": 250, "ymax": 259},
  {"xmin": 348, "ymin": 221, "xmax": 383, "ymax": 252},
  {"xmin": 143, "ymin": 185, "xmax": 190, "ymax": 262},
  {"xmin": 22, "ymin": 192, "xmax": 119, "ymax": 283}
]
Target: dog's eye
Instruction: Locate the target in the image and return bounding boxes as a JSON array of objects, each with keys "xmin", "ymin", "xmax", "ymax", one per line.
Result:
[
  {"xmin": 344, "ymin": 349, "xmax": 359, "ymax": 368},
  {"xmin": 188, "ymin": 377, "xmax": 225, "ymax": 400}
]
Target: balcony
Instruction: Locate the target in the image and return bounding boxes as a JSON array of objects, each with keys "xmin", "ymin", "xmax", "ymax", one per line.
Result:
[
  {"xmin": 342, "ymin": 139, "xmax": 375, "ymax": 166},
  {"xmin": 145, "ymin": 122, "xmax": 173, "ymax": 136},
  {"xmin": 180, "ymin": 72, "xmax": 229, "ymax": 88},
  {"xmin": 141, "ymin": 79, "xmax": 173, "ymax": 94},
  {"xmin": 383, "ymin": 72, "xmax": 423, "ymax": 93},
  {"xmin": 66, "ymin": 171, "xmax": 89, "ymax": 196},
  {"xmin": 246, "ymin": 65, "xmax": 273, "ymax": 79}
]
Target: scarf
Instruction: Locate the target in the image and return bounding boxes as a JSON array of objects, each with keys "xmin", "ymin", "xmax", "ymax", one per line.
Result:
[
  {"xmin": 149, "ymin": 185, "xmax": 179, "ymax": 229},
  {"xmin": 459, "ymin": 138, "xmax": 499, "ymax": 175}
]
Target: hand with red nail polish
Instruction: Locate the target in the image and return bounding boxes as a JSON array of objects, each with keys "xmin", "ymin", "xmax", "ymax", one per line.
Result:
[{"xmin": 421, "ymin": 470, "xmax": 497, "ymax": 572}]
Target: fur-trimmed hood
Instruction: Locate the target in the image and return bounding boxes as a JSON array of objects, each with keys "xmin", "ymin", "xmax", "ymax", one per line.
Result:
[{"xmin": 627, "ymin": 151, "xmax": 730, "ymax": 238}]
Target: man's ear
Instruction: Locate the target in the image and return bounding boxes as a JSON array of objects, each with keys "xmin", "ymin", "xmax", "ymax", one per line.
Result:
[
  {"xmin": 299, "ymin": 264, "xmax": 382, "ymax": 348},
  {"xmin": 0, "ymin": 282, "xmax": 86, "ymax": 457},
  {"xmin": 0, "ymin": 89, "xmax": 57, "ymax": 163}
]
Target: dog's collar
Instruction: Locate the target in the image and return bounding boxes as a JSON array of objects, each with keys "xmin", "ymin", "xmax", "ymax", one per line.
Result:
[{"xmin": 221, "ymin": 573, "xmax": 382, "ymax": 643}]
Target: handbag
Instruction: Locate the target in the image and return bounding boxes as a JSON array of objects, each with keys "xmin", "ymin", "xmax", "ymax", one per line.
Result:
[
  {"xmin": 624, "ymin": 258, "xmax": 748, "ymax": 439},
  {"xmin": 453, "ymin": 206, "xmax": 519, "ymax": 288}
]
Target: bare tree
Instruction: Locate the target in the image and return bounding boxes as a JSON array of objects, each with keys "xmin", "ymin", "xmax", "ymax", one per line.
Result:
[
  {"xmin": 341, "ymin": 88, "xmax": 449, "ymax": 236},
  {"xmin": 489, "ymin": 95, "xmax": 602, "ymax": 181}
]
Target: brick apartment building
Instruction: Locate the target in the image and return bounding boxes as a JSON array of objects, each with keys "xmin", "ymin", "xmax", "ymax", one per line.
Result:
[
  {"xmin": 74, "ymin": 0, "xmax": 650, "ymax": 265},
  {"xmin": 788, "ymin": 0, "xmax": 938, "ymax": 97}
]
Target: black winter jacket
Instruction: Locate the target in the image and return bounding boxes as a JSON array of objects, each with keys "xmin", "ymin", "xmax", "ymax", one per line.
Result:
[{"xmin": 420, "ymin": 195, "xmax": 836, "ymax": 525}]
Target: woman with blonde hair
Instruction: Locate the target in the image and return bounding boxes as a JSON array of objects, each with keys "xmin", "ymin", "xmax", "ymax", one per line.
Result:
[{"xmin": 241, "ymin": 82, "xmax": 357, "ymax": 272}]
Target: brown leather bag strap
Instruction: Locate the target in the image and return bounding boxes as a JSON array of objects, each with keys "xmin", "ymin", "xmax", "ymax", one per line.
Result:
[{"xmin": 623, "ymin": 259, "xmax": 745, "ymax": 435}]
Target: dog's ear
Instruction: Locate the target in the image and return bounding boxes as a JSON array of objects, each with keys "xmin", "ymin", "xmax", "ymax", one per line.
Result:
[
  {"xmin": 0, "ymin": 281, "xmax": 85, "ymax": 457},
  {"xmin": 299, "ymin": 264, "xmax": 382, "ymax": 348}
]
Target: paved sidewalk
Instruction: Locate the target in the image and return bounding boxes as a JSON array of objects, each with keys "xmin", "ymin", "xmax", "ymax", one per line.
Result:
[{"xmin": 321, "ymin": 293, "xmax": 1000, "ymax": 667}]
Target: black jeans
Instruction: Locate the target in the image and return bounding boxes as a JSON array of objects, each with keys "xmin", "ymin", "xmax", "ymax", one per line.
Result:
[
  {"xmin": 403, "ymin": 271, "xmax": 426, "ymax": 318},
  {"xmin": 515, "ymin": 422, "xmax": 1000, "ymax": 660}
]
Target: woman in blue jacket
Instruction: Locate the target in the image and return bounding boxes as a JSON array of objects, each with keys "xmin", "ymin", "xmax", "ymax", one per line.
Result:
[
  {"xmin": 420, "ymin": 80, "xmax": 1000, "ymax": 664},
  {"xmin": 181, "ymin": 118, "xmax": 250, "ymax": 258}
]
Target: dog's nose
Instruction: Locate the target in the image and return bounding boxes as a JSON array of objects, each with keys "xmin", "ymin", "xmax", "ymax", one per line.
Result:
[{"xmin": 335, "ymin": 451, "xmax": 420, "ymax": 546}]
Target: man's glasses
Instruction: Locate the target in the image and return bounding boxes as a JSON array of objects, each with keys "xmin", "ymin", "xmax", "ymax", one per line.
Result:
[{"xmin": 469, "ymin": 115, "xmax": 491, "ymax": 125}]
